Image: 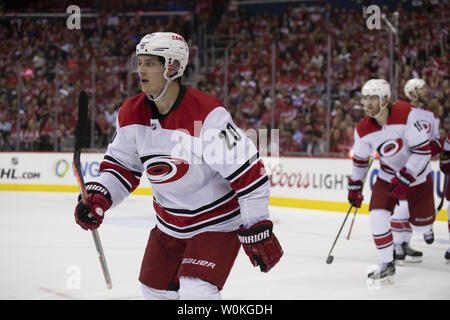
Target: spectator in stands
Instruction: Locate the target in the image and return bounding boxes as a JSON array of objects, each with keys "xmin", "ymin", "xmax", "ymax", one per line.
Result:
[
  {"xmin": 0, "ymin": 113, "xmax": 14, "ymax": 151},
  {"xmin": 291, "ymin": 119, "xmax": 304, "ymax": 146},
  {"xmin": 329, "ymin": 128, "xmax": 345, "ymax": 155}
]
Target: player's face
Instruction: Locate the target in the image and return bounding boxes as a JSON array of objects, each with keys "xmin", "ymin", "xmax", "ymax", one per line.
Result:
[
  {"xmin": 137, "ymin": 55, "xmax": 165, "ymax": 96},
  {"xmin": 362, "ymin": 95, "xmax": 381, "ymax": 117},
  {"xmin": 415, "ymin": 85, "xmax": 429, "ymax": 103}
]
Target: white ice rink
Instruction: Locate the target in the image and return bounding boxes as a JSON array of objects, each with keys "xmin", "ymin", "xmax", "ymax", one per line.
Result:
[{"xmin": 1, "ymin": 191, "xmax": 449, "ymax": 300}]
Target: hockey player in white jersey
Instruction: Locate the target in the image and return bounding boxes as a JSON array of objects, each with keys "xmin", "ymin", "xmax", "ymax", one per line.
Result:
[
  {"xmin": 73, "ymin": 32, "xmax": 283, "ymax": 299},
  {"xmin": 348, "ymin": 79, "xmax": 435, "ymax": 286},
  {"xmin": 440, "ymin": 132, "xmax": 450, "ymax": 262},
  {"xmin": 389, "ymin": 78, "xmax": 443, "ymax": 265}
]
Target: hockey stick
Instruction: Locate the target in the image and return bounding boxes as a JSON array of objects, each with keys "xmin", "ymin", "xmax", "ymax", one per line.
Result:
[
  {"xmin": 346, "ymin": 156, "xmax": 374, "ymax": 240},
  {"xmin": 73, "ymin": 91, "xmax": 113, "ymax": 290},
  {"xmin": 437, "ymin": 174, "xmax": 448, "ymax": 212},
  {"xmin": 326, "ymin": 204, "xmax": 354, "ymax": 264}
]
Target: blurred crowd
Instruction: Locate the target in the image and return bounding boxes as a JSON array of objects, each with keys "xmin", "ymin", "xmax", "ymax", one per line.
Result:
[
  {"xmin": 0, "ymin": 0, "xmax": 448, "ymax": 156},
  {"xmin": 197, "ymin": 2, "xmax": 449, "ymax": 155}
]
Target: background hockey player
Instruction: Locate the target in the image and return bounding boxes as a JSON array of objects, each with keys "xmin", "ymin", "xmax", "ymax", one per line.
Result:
[
  {"xmin": 73, "ymin": 32, "xmax": 283, "ymax": 300},
  {"xmin": 440, "ymin": 132, "xmax": 450, "ymax": 262},
  {"xmin": 347, "ymin": 79, "xmax": 435, "ymax": 286},
  {"xmin": 389, "ymin": 78, "xmax": 443, "ymax": 265}
]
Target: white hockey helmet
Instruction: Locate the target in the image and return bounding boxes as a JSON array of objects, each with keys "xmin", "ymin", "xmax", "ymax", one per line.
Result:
[
  {"xmin": 404, "ymin": 78, "xmax": 426, "ymax": 100},
  {"xmin": 361, "ymin": 79, "xmax": 391, "ymax": 117},
  {"xmin": 136, "ymin": 32, "xmax": 189, "ymax": 81},
  {"xmin": 361, "ymin": 79, "xmax": 391, "ymax": 101}
]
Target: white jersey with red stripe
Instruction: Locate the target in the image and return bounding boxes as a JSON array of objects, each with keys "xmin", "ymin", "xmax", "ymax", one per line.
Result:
[
  {"xmin": 351, "ymin": 101, "xmax": 432, "ymax": 186},
  {"xmin": 90, "ymin": 85, "xmax": 270, "ymax": 239}
]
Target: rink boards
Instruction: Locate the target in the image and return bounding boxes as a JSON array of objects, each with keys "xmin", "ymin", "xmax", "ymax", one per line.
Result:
[{"xmin": 0, "ymin": 152, "xmax": 447, "ymax": 221}]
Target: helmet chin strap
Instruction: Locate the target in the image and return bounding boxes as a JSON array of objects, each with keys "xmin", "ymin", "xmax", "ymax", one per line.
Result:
[
  {"xmin": 371, "ymin": 97, "xmax": 389, "ymax": 120},
  {"xmin": 369, "ymin": 97, "xmax": 389, "ymax": 119},
  {"xmin": 147, "ymin": 78, "xmax": 172, "ymax": 102},
  {"xmin": 147, "ymin": 68, "xmax": 179, "ymax": 102}
]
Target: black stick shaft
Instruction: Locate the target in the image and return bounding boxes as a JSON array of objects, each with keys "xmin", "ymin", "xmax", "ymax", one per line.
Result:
[
  {"xmin": 326, "ymin": 205, "xmax": 354, "ymax": 262},
  {"xmin": 73, "ymin": 91, "xmax": 113, "ymax": 290}
]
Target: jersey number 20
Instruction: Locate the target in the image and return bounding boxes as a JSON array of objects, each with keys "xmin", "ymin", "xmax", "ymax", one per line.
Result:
[{"xmin": 219, "ymin": 123, "xmax": 242, "ymax": 150}]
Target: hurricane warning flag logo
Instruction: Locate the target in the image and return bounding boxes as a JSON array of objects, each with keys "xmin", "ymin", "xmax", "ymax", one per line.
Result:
[
  {"xmin": 377, "ymin": 138, "xmax": 404, "ymax": 158},
  {"xmin": 142, "ymin": 154, "xmax": 189, "ymax": 184}
]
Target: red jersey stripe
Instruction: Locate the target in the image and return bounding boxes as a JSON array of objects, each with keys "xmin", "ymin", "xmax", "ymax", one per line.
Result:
[
  {"xmin": 230, "ymin": 160, "xmax": 266, "ymax": 191},
  {"xmin": 153, "ymin": 195, "xmax": 240, "ymax": 228},
  {"xmin": 99, "ymin": 161, "xmax": 140, "ymax": 192}
]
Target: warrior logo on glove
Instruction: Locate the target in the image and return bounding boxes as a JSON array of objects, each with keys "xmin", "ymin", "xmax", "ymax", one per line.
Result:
[
  {"xmin": 238, "ymin": 220, "xmax": 283, "ymax": 273},
  {"xmin": 75, "ymin": 182, "xmax": 112, "ymax": 231}
]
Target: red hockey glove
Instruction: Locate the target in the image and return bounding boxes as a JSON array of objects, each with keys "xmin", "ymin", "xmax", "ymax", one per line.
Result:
[
  {"xmin": 75, "ymin": 183, "xmax": 112, "ymax": 231},
  {"xmin": 348, "ymin": 178, "xmax": 363, "ymax": 208},
  {"xmin": 440, "ymin": 150, "xmax": 450, "ymax": 174},
  {"xmin": 430, "ymin": 138, "xmax": 443, "ymax": 156},
  {"xmin": 388, "ymin": 168, "xmax": 416, "ymax": 200},
  {"xmin": 238, "ymin": 220, "xmax": 283, "ymax": 273}
]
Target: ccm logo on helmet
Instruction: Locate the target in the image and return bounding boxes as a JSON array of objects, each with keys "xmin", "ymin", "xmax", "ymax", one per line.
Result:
[
  {"xmin": 172, "ymin": 35, "xmax": 185, "ymax": 42},
  {"xmin": 144, "ymin": 155, "xmax": 189, "ymax": 184},
  {"xmin": 377, "ymin": 138, "xmax": 404, "ymax": 158}
]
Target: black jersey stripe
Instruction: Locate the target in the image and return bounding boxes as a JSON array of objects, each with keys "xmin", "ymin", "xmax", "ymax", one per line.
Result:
[
  {"xmin": 353, "ymin": 163, "xmax": 369, "ymax": 168},
  {"xmin": 237, "ymin": 175, "xmax": 269, "ymax": 197},
  {"xmin": 380, "ymin": 166, "xmax": 395, "ymax": 175},
  {"xmin": 140, "ymin": 154, "xmax": 169, "ymax": 164},
  {"xmin": 416, "ymin": 163, "xmax": 428, "ymax": 177},
  {"xmin": 102, "ymin": 169, "xmax": 132, "ymax": 193},
  {"xmin": 104, "ymin": 155, "xmax": 142, "ymax": 178},
  {"xmin": 225, "ymin": 153, "xmax": 259, "ymax": 181},
  {"xmin": 156, "ymin": 209, "xmax": 240, "ymax": 233},
  {"xmin": 155, "ymin": 190, "xmax": 237, "ymax": 215},
  {"xmin": 410, "ymin": 139, "xmax": 429, "ymax": 150}
]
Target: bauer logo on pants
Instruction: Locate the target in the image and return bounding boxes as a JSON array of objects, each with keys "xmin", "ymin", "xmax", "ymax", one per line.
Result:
[{"xmin": 181, "ymin": 258, "xmax": 216, "ymax": 269}]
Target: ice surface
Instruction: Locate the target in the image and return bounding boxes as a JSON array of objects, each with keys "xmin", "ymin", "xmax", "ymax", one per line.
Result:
[{"xmin": 0, "ymin": 191, "xmax": 449, "ymax": 300}]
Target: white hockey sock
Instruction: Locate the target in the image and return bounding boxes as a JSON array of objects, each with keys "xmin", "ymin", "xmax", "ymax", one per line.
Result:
[
  {"xmin": 370, "ymin": 209, "xmax": 394, "ymax": 263},
  {"xmin": 391, "ymin": 200, "xmax": 412, "ymax": 245},
  {"xmin": 391, "ymin": 220, "xmax": 412, "ymax": 244},
  {"xmin": 410, "ymin": 223, "xmax": 432, "ymax": 235},
  {"xmin": 178, "ymin": 276, "xmax": 221, "ymax": 300},
  {"xmin": 140, "ymin": 283, "xmax": 179, "ymax": 300}
]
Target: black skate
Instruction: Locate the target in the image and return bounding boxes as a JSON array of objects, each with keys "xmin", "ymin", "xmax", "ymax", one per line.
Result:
[
  {"xmin": 395, "ymin": 242, "xmax": 422, "ymax": 265},
  {"xmin": 445, "ymin": 250, "xmax": 450, "ymax": 264},
  {"xmin": 367, "ymin": 261, "xmax": 396, "ymax": 288},
  {"xmin": 423, "ymin": 229, "xmax": 434, "ymax": 244}
]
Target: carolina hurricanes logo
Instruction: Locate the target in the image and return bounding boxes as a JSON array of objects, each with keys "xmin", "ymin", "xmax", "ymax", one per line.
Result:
[
  {"xmin": 377, "ymin": 138, "xmax": 404, "ymax": 158},
  {"xmin": 144, "ymin": 155, "xmax": 189, "ymax": 184},
  {"xmin": 419, "ymin": 120, "xmax": 431, "ymax": 134}
]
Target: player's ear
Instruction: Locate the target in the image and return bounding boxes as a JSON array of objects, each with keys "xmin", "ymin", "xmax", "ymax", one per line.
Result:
[{"xmin": 168, "ymin": 60, "xmax": 180, "ymax": 78}]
